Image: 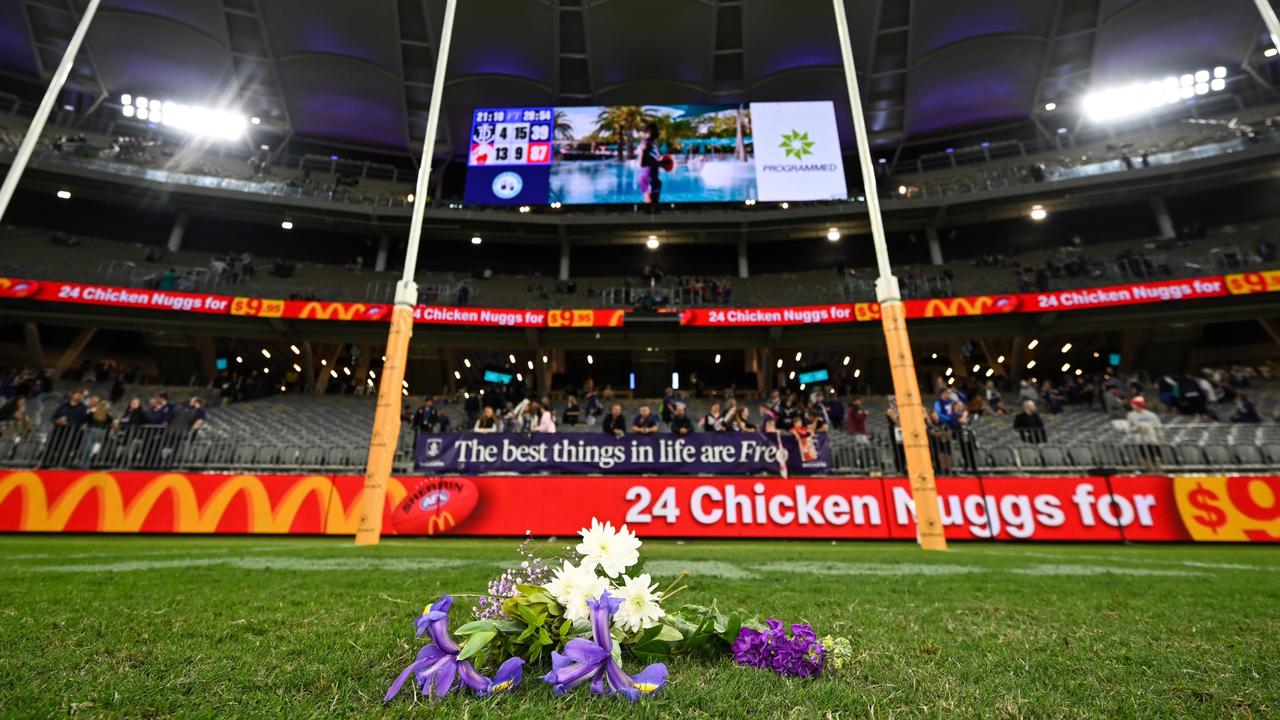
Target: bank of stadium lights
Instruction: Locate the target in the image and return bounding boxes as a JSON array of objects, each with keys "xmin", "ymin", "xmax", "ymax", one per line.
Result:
[
  {"xmin": 743, "ymin": 199, "xmax": 756, "ymax": 206},
  {"xmin": 550, "ymin": 201, "xmax": 563, "ymax": 209},
  {"xmin": 518, "ymin": 206, "xmax": 532, "ymax": 214},
  {"xmin": 1029, "ymin": 204, "xmax": 1048, "ymax": 222},
  {"xmin": 471, "ymin": 235, "xmax": 482, "ymax": 245},
  {"xmin": 1081, "ymin": 67, "xmax": 1228, "ymax": 123},
  {"xmin": 646, "ymin": 235, "xmax": 660, "ymax": 250},
  {"xmin": 826, "ymin": 228, "xmax": 841, "ymax": 242},
  {"xmin": 56, "ymin": 189, "xmax": 71, "ymax": 200},
  {"xmin": 118, "ymin": 94, "xmax": 248, "ymax": 140}
]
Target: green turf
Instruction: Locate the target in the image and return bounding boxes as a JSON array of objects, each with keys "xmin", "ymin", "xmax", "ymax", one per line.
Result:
[{"xmin": 0, "ymin": 536, "xmax": 1277, "ymax": 719}]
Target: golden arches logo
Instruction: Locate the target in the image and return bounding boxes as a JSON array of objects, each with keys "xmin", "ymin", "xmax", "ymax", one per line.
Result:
[
  {"xmin": 299, "ymin": 302, "xmax": 369, "ymax": 321},
  {"xmin": 0, "ymin": 471, "xmax": 412, "ymax": 534},
  {"xmin": 923, "ymin": 296, "xmax": 999, "ymax": 318},
  {"xmin": 425, "ymin": 511, "xmax": 456, "ymax": 535}
]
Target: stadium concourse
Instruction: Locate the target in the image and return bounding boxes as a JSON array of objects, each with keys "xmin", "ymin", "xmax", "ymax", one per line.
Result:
[{"xmin": 2, "ymin": 0, "xmax": 1280, "ymax": 717}]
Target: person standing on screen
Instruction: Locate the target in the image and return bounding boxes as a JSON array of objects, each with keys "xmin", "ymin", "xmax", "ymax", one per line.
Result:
[{"xmin": 639, "ymin": 122, "xmax": 664, "ymax": 204}]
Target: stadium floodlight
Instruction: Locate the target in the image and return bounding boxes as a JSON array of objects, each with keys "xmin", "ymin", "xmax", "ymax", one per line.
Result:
[
  {"xmin": 1027, "ymin": 360, "xmax": 1037, "ymax": 369},
  {"xmin": 235, "ymin": 356, "xmax": 243, "ymax": 363},
  {"xmin": 280, "ymin": 220, "xmax": 293, "ymax": 230},
  {"xmin": 842, "ymin": 355, "xmax": 851, "ymax": 366},
  {"xmin": 263, "ymin": 367, "xmax": 270, "ymax": 374},
  {"xmin": 1061, "ymin": 342, "xmax": 1072, "ymax": 353},
  {"xmin": 972, "ymin": 364, "xmax": 980, "ymax": 373},
  {"xmin": 897, "ymin": 185, "xmax": 907, "ymax": 195},
  {"xmin": 401, "ymin": 380, "xmax": 408, "ymax": 387},
  {"xmin": 250, "ymin": 116, "xmax": 261, "ymax": 125},
  {"xmin": 587, "ymin": 354, "xmax": 594, "ymax": 365},
  {"xmin": 788, "ymin": 371, "xmax": 796, "ymax": 380},
  {"xmin": 56, "ymin": 190, "xmax": 71, "ymax": 199},
  {"xmin": 1083, "ymin": 67, "xmax": 1230, "ymax": 123},
  {"xmin": 117, "ymin": 94, "xmax": 248, "ymax": 140},
  {"xmin": 1030, "ymin": 205, "xmax": 1048, "ymax": 221},
  {"xmin": 646, "ymin": 235, "xmax": 660, "ymax": 250},
  {"xmin": 541, "ymin": 354, "xmax": 548, "ymax": 363},
  {"xmin": 985, "ymin": 369, "xmax": 995, "ymax": 377},
  {"xmin": 945, "ymin": 367, "xmax": 953, "ymax": 377},
  {"xmin": 1028, "ymin": 339, "xmax": 1039, "ymax": 350},
  {"xmin": 1061, "ymin": 363, "xmax": 1071, "ymax": 372},
  {"xmin": 672, "ymin": 372, "xmax": 680, "ymax": 390},
  {"xmin": 931, "ymin": 353, "xmax": 938, "ymax": 359},
  {"xmin": 508, "ymin": 354, "xmax": 516, "ymax": 364},
  {"xmin": 343, "ymin": 367, "xmax": 352, "ymax": 376},
  {"xmin": 1267, "ymin": 48, "xmax": 1278, "ymax": 58},
  {"xmin": 453, "ymin": 370, "xmax": 461, "ymax": 380},
  {"xmin": 853, "ymin": 369, "xmax": 861, "ymax": 378},
  {"xmin": 261, "ymin": 349, "xmax": 271, "ymax": 358},
  {"xmin": 714, "ymin": 354, "xmax": 722, "ymax": 364},
  {"xmin": 470, "ymin": 235, "xmax": 482, "ymax": 245},
  {"xmin": 795, "ymin": 351, "xmax": 802, "ymax": 362},
  {"xmin": 527, "ymin": 360, "xmax": 534, "ymax": 370},
  {"xmin": 292, "ymin": 364, "xmax": 301, "ymax": 373},
  {"xmin": 1044, "ymin": 102, "xmax": 1057, "ymax": 111},
  {"xmin": 776, "ymin": 359, "xmax": 783, "ymax": 368},
  {"xmin": 516, "ymin": 373, "xmax": 523, "ymax": 382},
  {"xmin": 1075, "ymin": 368, "xmax": 1084, "ymax": 376},
  {"xmin": 997, "ymin": 355, "xmax": 1006, "ymax": 363},
  {"xmin": 369, "ymin": 370, "xmax": 376, "ymax": 379},
  {"xmin": 289, "ymin": 344, "xmax": 300, "ymax": 355},
  {"xmin": 826, "ymin": 228, "xmax": 841, "ymax": 242},
  {"xmin": 463, "ymin": 358, "xmax": 471, "ymax": 367},
  {"xmin": 406, "ymin": 193, "xmax": 415, "ymax": 204},
  {"xmin": 780, "ymin": 202, "xmax": 789, "ymax": 209}
]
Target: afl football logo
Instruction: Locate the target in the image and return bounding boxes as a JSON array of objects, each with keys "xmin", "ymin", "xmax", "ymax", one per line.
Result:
[
  {"xmin": 492, "ymin": 171, "xmax": 523, "ymax": 199},
  {"xmin": 418, "ymin": 489, "xmax": 450, "ymax": 511}
]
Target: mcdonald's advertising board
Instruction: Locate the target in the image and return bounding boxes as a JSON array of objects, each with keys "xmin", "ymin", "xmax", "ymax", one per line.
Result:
[{"xmin": 2, "ymin": 470, "xmax": 1276, "ymax": 542}]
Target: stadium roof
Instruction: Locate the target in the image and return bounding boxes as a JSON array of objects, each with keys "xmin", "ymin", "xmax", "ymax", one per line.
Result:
[{"xmin": 0, "ymin": 0, "xmax": 1273, "ymax": 157}]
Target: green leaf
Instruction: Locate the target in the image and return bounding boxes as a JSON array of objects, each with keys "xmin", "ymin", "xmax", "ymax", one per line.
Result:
[
  {"xmin": 536, "ymin": 626, "xmax": 552, "ymax": 646},
  {"xmin": 493, "ymin": 620, "xmax": 524, "ymax": 634},
  {"xmin": 630, "ymin": 639, "xmax": 672, "ymax": 661},
  {"xmin": 654, "ymin": 624, "xmax": 683, "ymax": 643},
  {"xmin": 456, "ymin": 630, "xmax": 496, "ymax": 662},
  {"xmin": 559, "ymin": 619, "xmax": 572, "ymax": 639},
  {"xmin": 453, "ymin": 620, "xmax": 497, "ymax": 636}
]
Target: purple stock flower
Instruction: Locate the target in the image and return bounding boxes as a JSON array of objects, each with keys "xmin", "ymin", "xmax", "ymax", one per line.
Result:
[
  {"xmin": 732, "ymin": 619, "xmax": 825, "ymax": 678},
  {"xmin": 540, "ymin": 590, "xmax": 669, "ymax": 702},
  {"xmin": 385, "ymin": 595, "xmax": 525, "ymax": 702}
]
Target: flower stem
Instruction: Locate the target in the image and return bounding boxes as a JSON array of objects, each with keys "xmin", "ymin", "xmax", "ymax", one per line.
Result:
[
  {"xmin": 661, "ymin": 584, "xmax": 689, "ymax": 601},
  {"xmin": 661, "ymin": 572, "xmax": 689, "ymax": 597}
]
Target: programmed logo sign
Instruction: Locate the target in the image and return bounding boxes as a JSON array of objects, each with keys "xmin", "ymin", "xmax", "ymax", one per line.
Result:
[
  {"xmin": 423, "ymin": 438, "xmax": 443, "ymax": 458},
  {"xmin": 492, "ymin": 171, "xmax": 523, "ymax": 199},
  {"xmin": 418, "ymin": 489, "xmax": 451, "ymax": 511},
  {"xmin": 750, "ymin": 101, "xmax": 848, "ymax": 202}
]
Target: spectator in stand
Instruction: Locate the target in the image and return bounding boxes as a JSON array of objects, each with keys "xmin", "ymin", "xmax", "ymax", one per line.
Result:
[
  {"xmin": 603, "ymin": 404, "xmax": 627, "ymax": 438},
  {"xmin": 926, "ymin": 409, "xmax": 953, "ymax": 475},
  {"xmin": 413, "ymin": 398, "xmax": 441, "ymax": 433},
  {"xmin": 846, "ymin": 397, "xmax": 870, "ymax": 445},
  {"xmin": 583, "ymin": 391, "xmax": 602, "ymax": 426},
  {"xmin": 0, "ymin": 394, "xmax": 23, "ymax": 424},
  {"xmin": 474, "ymin": 406, "xmax": 499, "ymax": 433},
  {"xmin": 149, "ymin": 392, "xmax": 173, "ymax": 426},
  {"xmin": 702, "ymin": 403, "xmax": 725, "ymax": 432},
  {"xmin": 1013, "ymin": 400, "xmax": 1047, "ymax": 444},
  {"xmin": 807, "ymin": 408, "xmax": 829, "ymax": 434},
  {"xmin": 726, "ymin": 405, "xmax": 755, "ymax": 432},
  {"xmin": 660, "ymin": 388, "xmax": 677, "ymax": 427},
  {"xmin": 1042, "ymin": 380, "xmax": 1065, "ymax": 414},
  {"xmin": 1018, "ymin": 379, "xmax": 1039, "ymax": 405},
  {"xmin": 1125, "ymin": 396, "xmax": 1165, "ymax": 471},
  {"xmin": 109, "ymin": 374, "xmax": 126, "ymax": 404},
  {"xmin": 163, "ymin": 397, "xmax": 205, "ymax": 467},
  {"xmin": 117, "ymin": 397, "xmax": 150, "ymax": 431},
  {"xmin": 1, "ymin": 407, "xmax": 32, "ymax": 442},
  {"xmin": 983, "ymin": 381, "xmax": 1007, "ymax": 415},
  {"xmin": 669, "ymin": 404, "xmax": 694, "ymax": 435},
  {"xmin": 157, "ymin": 269, "xmax": 177, "ymax": 291},
  {"xmin": 1231, "ymin": 393, "xmax": 1262, "ymax": 423},
  {"xmin": 464, "ymin": 391, "xmax": 481, "ymax": 429},
  {"xmin": 886, "ymin": 396, "xmax": 905, "ymax": 474},
  {"xmin": 1103, "ymin": 386, "xmax": 1128, "ymax": 419},
  {"xmin": 529, "ymin": 400, "xmax": 556, "ymax": 433},
  {"xmin": 632, "ymin": 405, "xmax": 659, "ymax": 435},
  {"xmin": 48, "ymin": 390, "xmax": 89, "ymax": 466},
  {"xmin": 79, "ymin": 400, "xmax": 113, "ymax": 469},
  {"xmin": 562, "ymin": 396, "xmax": 581, "ymax": 426}
]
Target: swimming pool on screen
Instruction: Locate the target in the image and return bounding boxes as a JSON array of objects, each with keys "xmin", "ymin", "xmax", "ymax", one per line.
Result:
[{"xmin": 550, "ymin": 157, "xmax": 757, "ymax": 204}]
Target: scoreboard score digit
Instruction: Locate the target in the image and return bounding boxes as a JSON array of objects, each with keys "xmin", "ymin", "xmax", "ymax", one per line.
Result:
[{"xmin": 469, "ymin": 107, "xmax": 554, "ymax": 167}]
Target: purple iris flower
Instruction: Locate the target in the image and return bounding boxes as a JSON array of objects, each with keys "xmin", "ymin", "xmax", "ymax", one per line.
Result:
[
  {"xmin": 385, "ymin": 595, "xmax": 525, "ymax": 701},
  {"xmin": 732, "ymin": 619, "xmax": 825, "ymax": 678},
  {"xmin": 541, "ymin": 590, "xmax": 668, "ymax": 701}
]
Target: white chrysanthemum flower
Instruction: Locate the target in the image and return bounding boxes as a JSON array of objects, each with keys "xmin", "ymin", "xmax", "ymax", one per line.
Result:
[
  {"xmin": 612, "ymin": 573, "xmax": 665, "ymax": 634},
  {"xmin": 545, "ymin": 560, "xmax": 609, "ymax": 625},
  {"xmin": 575, "ymin": 517, "xmax": 641, "ymax": 578}
]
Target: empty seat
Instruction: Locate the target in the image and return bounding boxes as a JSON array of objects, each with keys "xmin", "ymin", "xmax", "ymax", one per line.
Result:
[
  {"xmin": 1264, "ymin": 444, "xmax": 1280, "ymax": 465},
  {"xmin": 1067, "ymin": 446, "xmax": 1095, "ymax": 467},
  {"xmin": 232, "ymin": 444, "xmax": 258, "ymax": 466},
  {"xmin": 1039, "ymin": 446, "xmax": 1068, "ymax": 468},
  {"xmin": 325, "ymin": 446, "xmax": 349, "ymax": 467},
  {"xmin": 1175, "ymin": 444, "xmax": 1206, "ymax": 467},
  {"xmin": 1016, "ymin": 446, "xmax": 1043, "ymax": 468},
  {"xmin": 1232, "ymin": 445, "xmax": 1263, "ymax": 466},
  {"xmin": 985, "ymin": 447, "xmax": 1016, "ymax": 469},
  {"xmin": 1201, "ymin": 445, "xmax": 1232, "ymax": 467},
  {"xmin": 302, "ymin": 446, "xmax": 326, "ymax": 467}
]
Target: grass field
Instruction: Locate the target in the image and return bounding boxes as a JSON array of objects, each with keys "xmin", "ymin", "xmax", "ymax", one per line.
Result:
[{"xmin": 1, "ymin": 536, "xmax": 1277, "ymax": 719}]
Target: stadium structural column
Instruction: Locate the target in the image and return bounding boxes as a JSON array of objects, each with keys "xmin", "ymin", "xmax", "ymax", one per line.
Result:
[
  {"xmin": 1149, "ymin": 197, "xmax": 1176, "ymax": 241},
  {"xmin": 1254, "ymin": 0, "xmax": 1280, "ymax": 51},
  {"xmin": 926, "ymin": 227, "xmax": 944, "ymax": 266},
  {"xmin": 301, "ymin": 341, "xmax": 315, "ymax": 392},
  {"xmin": 558, "ymin": 229, "xmax": 571, "ymax": 282},
  {"xmin": 167, "ymin": 212, "xmax": 188, "ymax": 253},
  {"xmin": 375, "ymin": 236, "xmax": 390, "ymax": 273},
  {"xmin": 832, "ymin": 0, "xmax": 946, "ymax": 550},
  {"xmin": 737, "ymin": 229, "xmax": 749, "ymax": 279},
  {"xmin": 52, "ymin": 327, "xmax": 96, "ymax": 380},
  {"xmin": 0, "ymin": 0, "xmax": 101, "ymax": 223},
  {"xmin": 22, "ymin": 322, "xmax": 43, "ymax": 372},
  {"xmin": 355, "ymin": 0, "xmax": 459, "ymax": 545}
]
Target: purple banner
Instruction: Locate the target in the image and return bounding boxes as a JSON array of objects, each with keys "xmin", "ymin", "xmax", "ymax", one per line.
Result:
[{"xmin": 415, "ymin": 432, "xmax": 832, "ymax": 476}]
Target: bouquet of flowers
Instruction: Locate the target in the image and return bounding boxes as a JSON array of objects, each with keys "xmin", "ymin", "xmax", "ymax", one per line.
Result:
[{"xmin": 384, "ymin": 518, "xmax": 848, "ymax": 703}]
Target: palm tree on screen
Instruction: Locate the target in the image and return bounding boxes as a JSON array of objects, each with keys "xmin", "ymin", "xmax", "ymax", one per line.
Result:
[{"xmin": 594, "ymin": 106, "xmax": 656, "ymax": 160}]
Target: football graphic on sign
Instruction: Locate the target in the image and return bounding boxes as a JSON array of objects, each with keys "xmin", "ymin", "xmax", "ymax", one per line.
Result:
[{"xmin": 387, "ymin": 477, "xmax": 480, "ymax": 535}]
